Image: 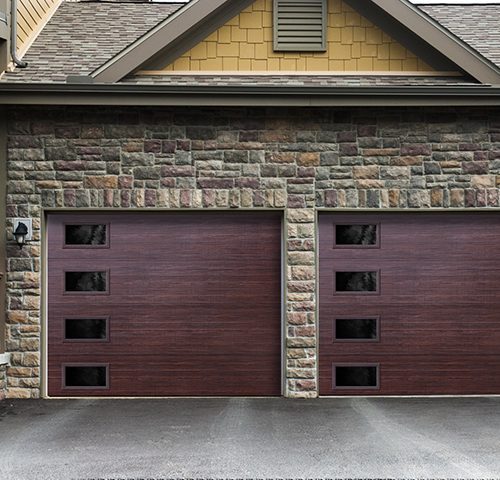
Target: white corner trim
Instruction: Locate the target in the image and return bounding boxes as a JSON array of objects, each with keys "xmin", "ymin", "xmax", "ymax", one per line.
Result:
[{"xmin": 0, "ymin": 353, "xmax": 10, "ymax": 366}]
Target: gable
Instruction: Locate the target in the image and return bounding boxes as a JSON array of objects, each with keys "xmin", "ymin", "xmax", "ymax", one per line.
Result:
[{"xmin": 141, "ymin": 0, "xmax": 437, "ymax": 73}]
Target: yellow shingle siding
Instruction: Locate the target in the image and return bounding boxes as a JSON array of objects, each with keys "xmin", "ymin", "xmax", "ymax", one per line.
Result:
[
  {"xmin": 158, "ymin": 0, "xmax": 434, "ymax": 72},
  {"xmin": 16, "ymin": 0, "xmax": 61, "ymax": 56}
]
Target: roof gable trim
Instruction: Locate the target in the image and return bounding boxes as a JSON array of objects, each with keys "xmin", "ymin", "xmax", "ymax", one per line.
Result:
[
  {"xmin": 91, "ymin": 0, "xmax": 500, "ymax": 85},
  {"xmin": 91, "ymin": 0, "xmax": 254, "ymax": 83},
  {"xmin": 368, "ymin": 0, "xmax": 500, "ymax": 84}
]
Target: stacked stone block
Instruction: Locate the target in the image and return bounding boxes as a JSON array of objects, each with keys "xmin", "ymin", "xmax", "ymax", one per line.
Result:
[{"xmin": 4, "ymin": 106, "xmax": 500, "ymax": 398}]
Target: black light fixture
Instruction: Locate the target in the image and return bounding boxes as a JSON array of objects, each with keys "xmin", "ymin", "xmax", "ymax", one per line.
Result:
[{"xmin": 14, "ymin": 222, "xmax": 29, "ymax": 249}]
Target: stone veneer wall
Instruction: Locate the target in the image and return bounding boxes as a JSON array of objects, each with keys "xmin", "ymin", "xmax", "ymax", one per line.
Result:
[
  {"xmin": 4, "ymin": 106, "xmax": 500, "ymax": 399},
  {"xmin": 0, "ymin": 363, "xmax": 6, "ymax": 399}
]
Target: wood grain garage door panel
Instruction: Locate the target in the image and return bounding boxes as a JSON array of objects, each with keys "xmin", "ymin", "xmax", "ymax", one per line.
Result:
[
  {"xmin": 320, "ymin": 355, "xmax": 500, "ymax": 395},
  {"xmin": 48, "ymin": 212, "xmax": 282, "ymax": 397},
  {"xmin": 319, "ymin": 213, "xmax": 500, "ymax": 395},
  {"xmin": 49, "ymin": 354, "xmax": 282, "ymax": 396}
]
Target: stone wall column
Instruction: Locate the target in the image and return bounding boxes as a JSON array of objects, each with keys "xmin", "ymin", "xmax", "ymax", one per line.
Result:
[{"xmin": 284, "ymin": 168, "xmax": 318, "ymax": 397}]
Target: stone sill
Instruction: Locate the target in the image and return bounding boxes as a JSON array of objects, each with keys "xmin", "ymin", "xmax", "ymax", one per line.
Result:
[{"xmin": 0, "ymin": 353, "xmax": 10, "ymax": 366}]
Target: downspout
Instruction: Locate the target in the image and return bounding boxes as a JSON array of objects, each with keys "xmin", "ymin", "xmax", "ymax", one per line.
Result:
[{"xmin": 10, "ymin": 0, "xmax": 27, "ymax": 68}]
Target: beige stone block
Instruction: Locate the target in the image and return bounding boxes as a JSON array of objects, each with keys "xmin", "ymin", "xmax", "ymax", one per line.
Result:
[
  {"xmin": 472, "ymin": 175, "xmax": 495, "ymax": 188},
  {"xmin": 6, "ymin": 388, "xmax": 31, "ymax": 399},
  {"xmin": 287, "ymin": 209, "xmax": 315, "ymax": 223},
  {"xmin": 231, "ymin": 26, "xmax": 247, "ymax": 42},
  {"xmin": 217, "ymin": 26, "xmax": 232, "ymax": 44}
]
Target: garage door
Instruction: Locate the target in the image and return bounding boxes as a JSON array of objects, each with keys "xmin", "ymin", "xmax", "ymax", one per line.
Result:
[
  {"xmin": 320, "ymin": 213, "xmax": 500, "ymax": 395},
  {"xmin": 47, "ymin": 212, "xmax": 282, "ymax": 397}
]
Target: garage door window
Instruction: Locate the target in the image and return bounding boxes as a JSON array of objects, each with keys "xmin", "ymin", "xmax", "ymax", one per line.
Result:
[
  {"xmin": 335, "ymin": 271, "xmax": 378, "ymax": 293},
  {"xmin": 335, "ymin": 318, "xmax": 379, "ymax": 341},
  {"xmin": 63, "ymin": 365, "xmax": 109, "ymax": 388},
  {"xmin": 334, "ymin": 365, "xmax": 379, "ymax": 389},
  {"xmin": 65, "ymin": 271, "xmax": 108, "ymax": 293},
  {"xmin": 65, "ymin": 224, "xmax": 108, "ymax": 247},
  {"xmin": 335, "ymin": 224, "xmax": 378, "ymax": 247},
  {"xmin": 64, "ymin": 318, "xmax": 109, "ymax": 341}
]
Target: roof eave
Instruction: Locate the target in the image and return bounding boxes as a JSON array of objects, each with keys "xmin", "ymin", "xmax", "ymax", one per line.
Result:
[{"xmin": 1, "ymin": 83, "xmax": 500, "ymax": 107}]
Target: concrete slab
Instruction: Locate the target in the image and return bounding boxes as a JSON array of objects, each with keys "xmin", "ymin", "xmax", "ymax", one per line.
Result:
[{"xmin": 0, "ymin": 397, "xmax": 499, "ymax": 479}]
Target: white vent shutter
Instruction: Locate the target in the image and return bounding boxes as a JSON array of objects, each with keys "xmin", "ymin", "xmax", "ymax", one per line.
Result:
[{"xmin": 274, "ymin": 0, "xmax": 327, "ymax": 51}]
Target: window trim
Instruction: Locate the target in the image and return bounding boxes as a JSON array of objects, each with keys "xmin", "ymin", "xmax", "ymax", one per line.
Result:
[
  {"xmin": 333, "ymin": 316, "xmax": 380, "ymax": 343},
  {"xmin": 63, "ymin": 316, "xmax": 110, "ymax": 343},
  {"xmin": 332, "ymin": 363, "xmax": 380, "ymax": 390}
]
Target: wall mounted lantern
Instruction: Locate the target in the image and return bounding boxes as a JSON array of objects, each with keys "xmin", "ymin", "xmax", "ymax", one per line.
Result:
[{"xmin": 13, "ymin": 218, "xmax": 32, "ymax": 250}]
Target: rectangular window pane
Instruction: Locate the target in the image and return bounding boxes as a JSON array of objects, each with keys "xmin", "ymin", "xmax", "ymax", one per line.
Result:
[
  {"xmin": 336, "ymin": 224, "xmax": 377, "ymax": 246},
  {"xmin": 335, "ymin": 318, "xmax": 378, "ymax": 340},
  {"xmin": 65, "ymin": 318, "xmax": 107, "ymax": 340},
  {"xmin": 64, "ymin": 366, "xmax": 107, "ymax": 388},
  {"xmin": 335, "ymin": 366, "xmax": 378, "ymax": 388},
  {"xmin": 65, "ymin": 272, "xmax": 107, "ymax": 292},
  {"xmin": 65, "ymin": 224, "xmax": 107, "ymax": 246},
  {"xmin": 336, "ymin": 271, "xmax": 377, "ymax": 292}
]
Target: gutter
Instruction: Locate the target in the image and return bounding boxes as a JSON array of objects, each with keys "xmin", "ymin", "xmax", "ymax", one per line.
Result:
[
  {"xmin": 1, "ymin": 83, "xmax": 500, "ymax": 106},
  {"xmin": 10, "ymin": 0, "xmax": 27, "ymax": 68}
]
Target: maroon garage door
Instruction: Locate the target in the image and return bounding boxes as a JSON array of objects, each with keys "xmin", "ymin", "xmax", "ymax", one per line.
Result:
[
  {"xmin": 320, "ymin": 213, "xmax": 500, "ymax": 395},
  {"xmin": 47, "ymin": 212, "xmax": 282, "ymax": 397}
]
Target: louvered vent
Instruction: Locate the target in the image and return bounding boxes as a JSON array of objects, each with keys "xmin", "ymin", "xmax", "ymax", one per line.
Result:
[{"xmin": 274, "ymin": 0, "xmax": 327, "ymax": 52}]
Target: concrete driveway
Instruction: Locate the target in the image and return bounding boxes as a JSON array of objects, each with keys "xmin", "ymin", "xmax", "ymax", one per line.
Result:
[{"xmin": 0, "ymin": 397, "xmax": 499, "ymax": 479}]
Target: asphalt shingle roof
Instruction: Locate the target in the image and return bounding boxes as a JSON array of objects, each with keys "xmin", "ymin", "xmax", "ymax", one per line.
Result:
[
  {"xmin": 1, "ymin": 1, "xmax": 184, "ymax": 83},
  {"xmin": 1, "ymin": 1, "xmax": 497, "ymax": 87},
  {"xmin": 420, "ymin": 4, "xmax": 500, "ymax": 68},
  {"xmin": 121, "ymin": 74, "xmax": 478, "ymax": 87}
]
